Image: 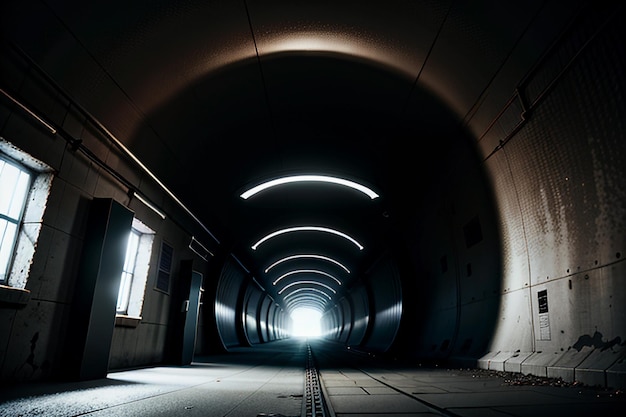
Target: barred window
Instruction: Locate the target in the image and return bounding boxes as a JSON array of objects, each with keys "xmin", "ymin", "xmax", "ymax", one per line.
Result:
[{"xmin": 0, "ymin": 156, "xmax": 31, "ymax": 283}]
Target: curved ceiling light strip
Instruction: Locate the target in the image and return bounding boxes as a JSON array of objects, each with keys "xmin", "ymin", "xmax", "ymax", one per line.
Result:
[
  {"xmin": 240, "ymin": 175, "xmax": 379, "ymax": 200},
  {"xmin": 286, "ymin": 301, "xmax": 326, "ymax": 314},
  {"xmin": 278, "ymin": 280, "xmax": 337, "ymax": 295},
  {"xmin": 264, "ymin": 254, "xmax": 350, "ymax": 274},
  {"xmin": 283, "ymin": 287, "xmax": 333, "ymax": 301},
  {"xmin": 286, "ymin": 296, "xmax": 327, "ymax": 310},
  {"xmin": 272, "ymin": 269, "xmax": 342, "ymax": 286},
  {"xmin": 285, "ymin": 299, "xmax": 328, "ymax": 315},
  {"xmin": 286, "ymin": 294, "xmax": 327, "ymax": 306},
  {"xmin": 251, "ymin": 226, "xmax": 363, "ymax": 251}
]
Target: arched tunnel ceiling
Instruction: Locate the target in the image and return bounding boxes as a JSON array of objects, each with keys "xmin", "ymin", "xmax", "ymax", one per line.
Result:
[{"xmin": 2, "ymin": 0, "xmax": 585, "ymax": 314}]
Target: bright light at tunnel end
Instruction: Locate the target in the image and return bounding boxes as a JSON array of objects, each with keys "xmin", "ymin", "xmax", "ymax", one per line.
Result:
[
  {"xmin": 240, "ymin": 174, "xmax": 379, "ymax": 199},
  {"xmin": 289, "ymin": 307, "xmax": 323, "ymax": 338}
]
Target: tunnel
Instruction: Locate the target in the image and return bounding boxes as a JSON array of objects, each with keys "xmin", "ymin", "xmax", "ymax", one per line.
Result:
[{"xmin": 0, "ymin": 1, "xmax": 625, "ymax": 416}]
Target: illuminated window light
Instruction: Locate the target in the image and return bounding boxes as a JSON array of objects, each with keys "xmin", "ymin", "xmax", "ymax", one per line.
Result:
[
  {"xmin": 272, "ymin": 269, "xmax": 342, "ymax": 286},
  {"xmin": 278, "ymin": 280, "xmax": 336, "ymax": 295},
  {"xmin": 251, "ymin": 226, "xmax": 363, "ymax": 251},
  {"xmin": 240, "ymin": 175, "xmax": 378, "ymax": 199},
  {"xmin": 265, "ymin": 254, "xmax": 350, "ymax": 274},
  {"xmin": 283, "ymin": 287, "xmax": 332, "ymax": 300}
]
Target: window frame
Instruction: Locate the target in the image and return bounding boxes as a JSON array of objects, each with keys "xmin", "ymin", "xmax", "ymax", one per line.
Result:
[
  {"xmin": 115, "ymin": 217, "xmax": 155, "ymax": 319},
  {"xmin": 0, "ymin": 155, "xmax": 33, "ymax": 284},
  {"xmin": 116, "ymin": 228, "xmax": 141, "ymax": 314},
  {"xmin": 0, "ymin": 138, "xmax": 53, "ymax": 295}
]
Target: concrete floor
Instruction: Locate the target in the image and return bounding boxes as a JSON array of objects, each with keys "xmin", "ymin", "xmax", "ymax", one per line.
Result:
[
  {"xmin": 0, "ymin": 339, "xmax": 624, "ymax": 417},
  {"xmin": 0, "ymin": 340, "xmax": 306, "ymax": 417}
]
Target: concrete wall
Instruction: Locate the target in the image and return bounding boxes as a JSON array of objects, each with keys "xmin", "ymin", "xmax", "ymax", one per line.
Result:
[
  {"xmin": 258, "ymin": 295, "xmax": 273, "ymax": 343},
  {"xmin": 360, "ymin": 254, "xmax": 402, "ymax": 353},
  {"xmin": 215, "ymin": 258, "xmax": 247, "ymax": 349},
  {"xmin": 322, "ymin": 297, "xmax": 350, "ymax": 342},
  {"xmin": 243, "ymin": 285, "xmax": 264, "ymax": 344},
  {"xmin": 397, "ymin": 129, "xmax": 501, "ymax": 364},
  {"xmin": 345, "ymin": 284, "xmax": 369, "ymax": 347},
  {"xmin": 0, "ymin": 44, "xmax": 213, "ymax": 381},
  {"xmin": 470, "ymin": 6, "xmax": 626, "ymax": 387},
  {"xmin": 375, "ymin": 2, "xmax": 626, "ymax": 389}
]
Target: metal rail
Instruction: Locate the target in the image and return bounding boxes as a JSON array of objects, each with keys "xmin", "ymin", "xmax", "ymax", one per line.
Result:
[{"xmin": 303, "ymin": 344, "xmax": 330, "ymax": 417}]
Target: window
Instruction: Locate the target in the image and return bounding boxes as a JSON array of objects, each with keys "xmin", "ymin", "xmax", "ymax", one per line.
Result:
[
  {"xmin": 116, "ymin": 229, "xmax": 140, "ymax": 313},
  {"xmin": 0, "ymin": 156, "xmax": 31, "ymax": 283},
  {"xmin": 0, "ymin": 138, "xmax": 52, "ymax": 292},
  {"xmin": 116, "ymin": 218, "xmax": 155, "ymax": 317}
]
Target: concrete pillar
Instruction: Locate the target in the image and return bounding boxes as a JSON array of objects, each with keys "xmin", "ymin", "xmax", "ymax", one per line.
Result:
[{"xmin": 64, "ymin": 198, "xmax": 133, "ymax": 381}]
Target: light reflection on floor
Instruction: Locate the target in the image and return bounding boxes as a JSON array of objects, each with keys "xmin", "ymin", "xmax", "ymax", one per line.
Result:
[{"xmin": 0, "ymin": 341, "xmax": 307, "ymax": 417}]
